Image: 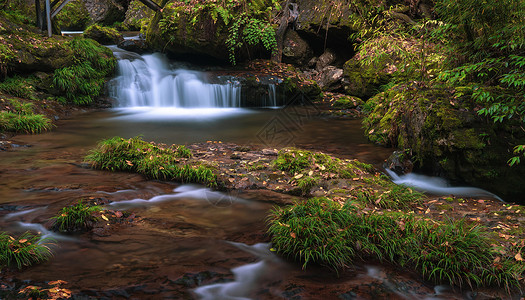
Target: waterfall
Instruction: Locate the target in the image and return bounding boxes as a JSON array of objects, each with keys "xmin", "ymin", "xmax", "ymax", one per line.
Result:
[{"xmin": 109, "ymin": 52, "xmax": 242, "ymax": 108}]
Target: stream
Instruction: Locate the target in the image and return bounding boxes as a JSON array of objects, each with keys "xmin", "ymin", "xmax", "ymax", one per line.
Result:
[{"xmin": 0, "ymin": 48, "xmax": 477, "ymax": 299}]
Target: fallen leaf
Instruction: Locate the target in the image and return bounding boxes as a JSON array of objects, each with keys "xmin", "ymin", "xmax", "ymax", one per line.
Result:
[
  {"xmin": 101, "ymin": 215, "xmax": 109, "ymax": 221},
  {"xmin": 290, "ymin": 232, "xmax": 296, "ymax": 238},
  {"xmin": 516, "ymin": 252, "xmax": 523, "ymax": 261},
  {"xmin": 18, "ymin": 239, "xmax": 27, "ymax": 243}
]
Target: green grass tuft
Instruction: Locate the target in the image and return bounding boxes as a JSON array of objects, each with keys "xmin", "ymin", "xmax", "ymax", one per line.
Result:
[
  {"xmin": 0, "ymin": 76, "xmax": 37, "ymax": 99},
  {"xmin": 0, "ymin": 111, "xmax": 52, "ymax": 133},
  {"xmin": 85, "ymin": 136, "xmax": 218, "ymax": 187},
  {"xmin": 52, "ymin": 201, "xmax": 102, "ymax": 232},
  {"xmin": 0, "ymin": 231, "xmax": 54, "ymax": 269},
  {"xmin": 268, "ymin": 198, "xmax": 524, "ymax": 291}
]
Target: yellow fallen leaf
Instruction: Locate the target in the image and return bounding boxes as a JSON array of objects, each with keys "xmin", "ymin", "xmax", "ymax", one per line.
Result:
[
  {"xmin": 294, "ymin": 174, "xmax": 304, "ymax": 179},
  {"xmin": 515, "ymin": 252, "xmax": 523, "ymax": 261},
  {"xmin": 101, "ymin": 215, "xmax": 109, "ymax": 221},
  {"xmin": 18, "ymin": 239, "xmax": 27, "ymax": 243}
]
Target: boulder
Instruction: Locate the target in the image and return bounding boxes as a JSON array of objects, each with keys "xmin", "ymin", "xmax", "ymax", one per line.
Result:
[
  {"xmin": 363, "ymin": 83, "xmax": 525, "ymax": 202},
  {"xmin": 84, "ymin": 24, "xmax": 124, "ymax": 45},
  {"xmin": 316, "ymin": 48, "xmax": 336, "ymax": 71},
  {"xmin": 84, "ymin": 0, "xmax": 129, "ymax": 26},
  {"xmin": 316, "ymin": 66, "xmax": 343, "ymax": 91},
  {"xmin": 117, "ymin": 39, "xmax": 147, "ymax": 53},
  {"xmin": 282, "ymin": 30, "xmax": 313, "ymax": 66},
  {"xmin": 123, "ymin": 0, "xmax": 153, "ymax": 31}
]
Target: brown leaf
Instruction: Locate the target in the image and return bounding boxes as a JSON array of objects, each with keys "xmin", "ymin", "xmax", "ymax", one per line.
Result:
[{"xmin": 290, "ymin": 232, "xmax": 296, "ymax": 238}]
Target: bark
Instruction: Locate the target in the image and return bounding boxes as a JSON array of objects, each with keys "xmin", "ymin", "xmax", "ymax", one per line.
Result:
[{"xmin": 272, "ymin": 1, "xmax": 299, "ymax": 63}]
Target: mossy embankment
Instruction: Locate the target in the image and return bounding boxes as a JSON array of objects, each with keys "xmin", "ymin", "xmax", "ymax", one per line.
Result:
[
  {"xmin": 83, "ymin": 136, "xmax": 525, "ymax": 294},
  {"xmin": 0, "ymin": 10, "xmax": 116, "ymax": 138}
]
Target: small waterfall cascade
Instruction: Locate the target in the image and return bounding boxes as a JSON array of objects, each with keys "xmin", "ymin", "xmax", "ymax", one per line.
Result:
[
  {"xmin": 109, "ymin": 52, "xmax": 241, "ymax": 108},
  {"xmin": 108, "ymin": 50, "xmax": 280, "ymax": 108}
]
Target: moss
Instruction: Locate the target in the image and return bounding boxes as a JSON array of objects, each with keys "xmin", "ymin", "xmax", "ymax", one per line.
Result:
[
  {"xmin": 83, "ymin": 24, "xmax": 123, "ymax": 45},
  {"xmin": 55, "ymin": 0, "xmax": 92, "ymax": 30},
  {"xmin": 332, "ymin": 95, "xmax": 364, "ymax": 109}
]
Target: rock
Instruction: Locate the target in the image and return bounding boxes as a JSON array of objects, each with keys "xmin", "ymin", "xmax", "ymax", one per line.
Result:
[
  {"xmin": 84, "ymin": 24, "xmax": 124, "ymax": 45},
  {"xmin": 384, "ymin": 151, "xmax": 413, "ymax": 175},
  {"xmin": 343, "ymin": 58, "xmax": 390, "ymax": 99},
  {"xmin": 117, "ymin": 39, "xmax": 147, "ymax": 53},
  {"xmin": 316, "ymin": 48, "xmax": 336, "ymax": 71},
  {"xmin": 123, "ymin": 0, "xmax": 153, "ymax": 31},
  {"xmin": 363, "ymin": 83, "xmax": 525, "ymax": 201},
  {"xmin": 316, "ymin": 66, "xmax": 343, "ymax": 91},
  {"xmin": 84, "ymin": 0, "xmax": 129, "ymax": 25},
  {"xmin": 282, "ymin": 30, "xmax": 314, "ymax": 66},
  {"xmin": 55, "ymin": 0, "xmax": 92, "ymax": 30},
  {"xmin": 331, "ymin": 95, "xmax": 364, "ymax": 109}
]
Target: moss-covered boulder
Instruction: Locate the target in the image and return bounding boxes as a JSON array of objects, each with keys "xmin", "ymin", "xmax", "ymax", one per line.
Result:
[
  {"xmin": 0, "ymin": 12, "xmax": 75, "ymax": 75},
  {"xmin": 363, "ymin": 83, "xmax": 525, "ymax": 202},
  {"xmin": 55, "ymin": 0, "xmax": 93, "ymax": 30},
  {"xmin": 332, "ymin": 95, "xmax": 363, "ymax": 109},
  {"xmin": 343, "ymin": 58, "xmax": 391, "ymax": 99},
  {"xmin": 84, "ymin": 24, "xmax": 124, "ymax": 45},
  {"xmin": 123, "ymin": 0, "xmax": 153, "ymax": 31}
]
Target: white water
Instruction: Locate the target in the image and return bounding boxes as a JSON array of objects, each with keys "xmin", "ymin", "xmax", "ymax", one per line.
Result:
[
  {"xmin": 386, "ymin": 169, "xmax": 503, "ymax": 201},
  {"xmin": 194, "ymin": 242, "xmax": 282, "ymax": 300},
  {"xmin": 108, "ymin": 185, "xmax": 247, "ymax": 209},
  {"xmin": 109, "ymin": 51, "xmax": 242, "ymax": 108}
]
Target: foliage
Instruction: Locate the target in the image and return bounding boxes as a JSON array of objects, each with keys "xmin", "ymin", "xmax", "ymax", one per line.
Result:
[
  {"xmin": 273, "ymin": 148, "xmax": 374, "ymax": 178},
  {"xmin": 0, "ymin": 99, "xmax": 52, "ymax": 133},
  {"xmin": 0, "ymin": 76, "xmax": 37, "ymax": 100},
  {"xmin": 0, "ymin": 231, "xmax": 54, "ymax": 269},
  {"xmin": 159, "ymin": 0, "xmax": 279, "ymax": 64},
  {"xmin": 85, "ymin": 136, "xmax": 218, "ymax": 187},
  {"xmin": 53, "ymin": 38, "xmax": 116, "ymax": 105},
  {"xmin": 0, "ymin": 111, "xmax": 52, "ymax": 133},
  {"xmin": 349, "ymin": 185, "xmax": 423, "ymax": 209},
  {"xmin": 432, "ymin": 0, "xmax": 525, "ymax": 163},
  {"xmin": 268, "ymin": 198, "xmax": 524, "ymax": 290},
  {"xmin": 0, "ymin": 43, "xmax": 15, "ymax": 79},
  {"xmin": 52, "ymin": 201, "xmax": 102, "ymax": 232}
]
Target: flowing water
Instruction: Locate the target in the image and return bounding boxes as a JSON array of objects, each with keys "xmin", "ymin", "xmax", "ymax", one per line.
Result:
[{"xmin": 0, "ymin": 49, "xmax": 482, "ymax": 298}]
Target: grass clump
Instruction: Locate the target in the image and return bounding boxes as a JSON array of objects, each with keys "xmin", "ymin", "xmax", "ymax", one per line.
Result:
[
  {"xmin": 53, "ymin": 38, "xmax": 116, "ymax": 105},
  {"xmin": 350, "ymin": 185, "xmax": 423, "ymax": 209},
  {"xmin": 268, "ymin": 198, "xmax": 524, "ymax": 291},
  {"xmin": 273, "ymin": 148, "xmax": 373, "ymax": 179},
  {"xmin": 85, "ymin": 136, "xmax": 218, "ymax": 187},
  {"xmin": 52, "ymin": 201, "xmax": 101, "ymax": 232},
  {"xmin": 0, "ymin": 98, "xmax": 52, "ymax": 133},
  {"xmin": 0, "ymin": 231, "xmax": 54, "ymax": 269},
  {"xmin": 0, "ymin": 75, "xmax": 37, "ymax": 99}
]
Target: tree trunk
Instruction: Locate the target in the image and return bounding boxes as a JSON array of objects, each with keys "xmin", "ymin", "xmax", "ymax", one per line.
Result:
[{"xmin": 272, "ymin": 1, "xmax": 297, "ymax": 63}]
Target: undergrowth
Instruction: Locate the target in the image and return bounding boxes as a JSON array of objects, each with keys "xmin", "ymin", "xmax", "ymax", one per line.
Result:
[
  {"xmin": 52, "ymin": 201, "xmax": 102, "ymax": 232},
  {"xmin": 268, "ymin": 197, "xmax": 524, "ymax": 291},
  {"xmin": 53, "ymin": 38, "xmax": 116, "ymax": 105},
  {"xmin": 0, "ymin": 99, "xmax": 52, "ymax": 133},
  {"xmin": 0, "ymin": 231, "xmax": 53, "ymax": 269},
  {"xmin": 273, "ymin": 148, "xmax": 374, "ymax": 179},
  {"xmin": 85, "ymin": 136, "xmax": 218, "ymax": 187}
]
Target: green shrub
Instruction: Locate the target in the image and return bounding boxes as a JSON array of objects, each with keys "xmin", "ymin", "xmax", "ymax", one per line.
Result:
[
  {"xmin": 0, "ymin": 111, "xmax": 52, "ymax": 133},
  {"xmin": 52, "ymin": 201, "xmax": 102, "ymax": 232},
  {"xmin": 0, "ymin": 76, "xmax": 37, "ymax": 99},
  {"xmin": 268, "ymin": 198, "xmax": 524, "ymax": 290},
  {"xmin": 0, "ymin": 231, "xmax": 54, "ymax": 269},
  {"xmin": 85, "ymin": 136, "xmax": 218, "ymax": 187},
  {"xmin": 52, "ymin": 38, "xmax": 116, "ymax": 105}
]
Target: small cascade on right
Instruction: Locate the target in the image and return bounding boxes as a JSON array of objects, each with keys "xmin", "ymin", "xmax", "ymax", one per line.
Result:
[{"xmin": 386, "ymin": 169, "xmax": 503, "ymax": 201}]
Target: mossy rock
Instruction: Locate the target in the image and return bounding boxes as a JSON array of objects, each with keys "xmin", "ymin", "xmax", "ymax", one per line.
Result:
[
  {"xmin": 84, "ymin": 24, "xmax": 123, "ymax": 45},
  {"xmin": 55, "ymin": 0, "xmax": 92, "ymax": 30},
  {"xmin": 343, "ymin": 58, "xmax": 391, "ymax": 99},
  {"xmin": 363, "ymin": 82, "xmax": 525, "ymax": 202},
  {"xmin": 332, "ymin": 95, "xmax": 364, "ymax": 109},
  {"xmin": 123, "ymin": 0, "xmax": 153, "ymax": 31}
]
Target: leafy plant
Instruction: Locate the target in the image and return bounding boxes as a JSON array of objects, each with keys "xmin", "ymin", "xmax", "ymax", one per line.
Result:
[
  {"xmin": 52, "ymin": 201, "xmax": 102, "ymax": 232},
  {"xmin": 0, "ymin": 76, "xmax": 37, "ymax": 99},
  {"xmin": 0, "ymin": 111, "xmax": 52, "ymax": 133},
  {"xmin": 0, "ymin": 231, "xmax": 54, "ymax": 269},
  {"xmin": 268, "ymin": 198, "xmax": 524, "ymax": 290},
  {"xmin": 52, "ymin": 38, "xmax": 116, "ymax": 105},
  {"xmin": 85, "ymin": 136, "xmax": 218, "ymax": 187}
]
